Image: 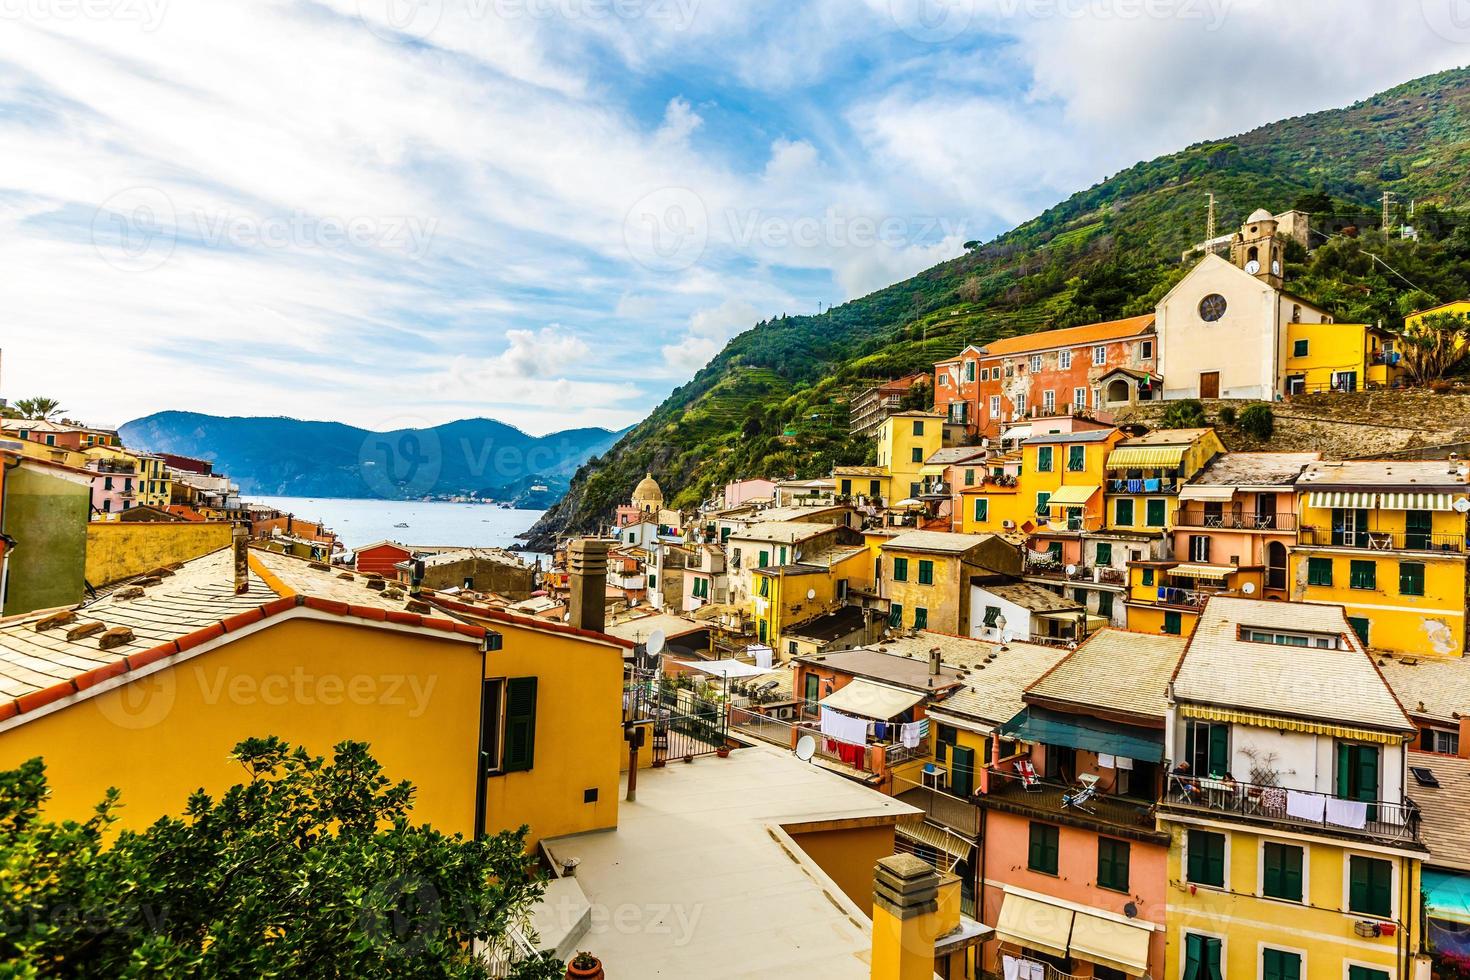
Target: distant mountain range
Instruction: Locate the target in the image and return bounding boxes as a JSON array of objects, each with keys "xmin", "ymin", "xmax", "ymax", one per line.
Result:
[{"xmin": 120, "ymin": 412, "xmax": 630, "ymax": 504}]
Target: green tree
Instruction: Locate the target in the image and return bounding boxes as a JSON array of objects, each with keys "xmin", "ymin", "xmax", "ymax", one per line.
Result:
[
  {"xmin": 0, "ymin": 738, "xmax": 563, "ymax": 979},
  {"xmin": 1237, "ymin": 404, "xmax": 1275, "ymax": 439},
  {"xmin": 1401, "ymin": 312, "xmax": 1470, "ymax": 386},
  {"xmin": 12, "ymin": 397, "xmax": 64, "ymax": 420},
  {"xmin": 1159, "ymin": 399, "xmax": 1207, "ymax": 429}
]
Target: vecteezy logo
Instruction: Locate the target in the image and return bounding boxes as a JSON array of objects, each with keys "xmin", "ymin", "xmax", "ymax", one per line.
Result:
[
  {"xmin": 91, "ymin": 186, "xmax": 177, "ymax": 272},
  {"xmin": 889, "ymin": 0, "xmax": 975, "ymax": 43},
  {"xmin": 1422, "ymin": 0, "xmax": 1470, "ymax": 42},
  {"xmin": 95, "ymin": 669, "xmax": 177, "ymax": 730},
  {"xmin": 622, "ymin": 187, "xmax": 709, "ymax": 273},
  {"xmin": 359, "ymin": 874, "xmax": 442, "ymax": 954},
  {"xmin": 358, "ymin": 418, "xmax": 442, "ymax": 499},
  {"xmin": 356, "ymin": 0, "xmax": 443, "ymax": 42}
]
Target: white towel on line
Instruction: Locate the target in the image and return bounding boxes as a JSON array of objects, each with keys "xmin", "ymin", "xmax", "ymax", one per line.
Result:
[
  {"xmin": 1285, "ymin": 789, "xmax": 1326, "ymax": 822},
  {"xmin": 1003, "ymin": 956, "xmax": 1020, "ymax": 980},
  {"xmin": 1326, "ymin": 797, "xmax": 1369, "ymax": 829}
]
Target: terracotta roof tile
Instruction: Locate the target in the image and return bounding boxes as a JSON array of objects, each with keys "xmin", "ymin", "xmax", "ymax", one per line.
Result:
[{"xmin": 980, "ymin": 314, "xmax": 1154, "ymax": 358}]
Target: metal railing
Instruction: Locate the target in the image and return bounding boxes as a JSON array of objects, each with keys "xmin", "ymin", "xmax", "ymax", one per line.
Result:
[
  {"xmin": 1163, "ymin": 776, "xmax": 1421, "ymax": 843},
  {"xmin": 1298, "ymin": 527, "xmax": 1464, "ymax": 554},
  {"xmin": 1175, "ymin": 507, "xmax": 1297, "ymax": 531},
  {"xmin": 481, "ymin": 926, "xmax": 539, "ymax": 977},
  {"xmin": 1107, "ymin": 479, "xmax": 1180, "ymax": 494}
]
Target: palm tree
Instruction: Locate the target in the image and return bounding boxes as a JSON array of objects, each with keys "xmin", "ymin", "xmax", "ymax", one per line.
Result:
[
  {"xmin": 1400, "ymin": 313, "xmax": 1470, "ymax": 387},
  {"xmin": 13, "ymin": 397, "xmax": 65, "ymax": 420}
]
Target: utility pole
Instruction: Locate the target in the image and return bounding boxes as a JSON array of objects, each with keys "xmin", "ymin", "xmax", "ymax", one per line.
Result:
[
  {"xmin": 1206, "ymin": 192, "xmax": 1217, "ymax": 251},
  {"xmin": 1382, "ymin": 191, "xmax": 1394, "ymax": 235}
]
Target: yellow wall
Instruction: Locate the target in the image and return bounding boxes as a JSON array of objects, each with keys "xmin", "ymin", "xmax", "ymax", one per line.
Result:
[
  {"xmin": 1164, "ymin": 821, "xmax": 1418, "ymax": 980},
  {"xmin": 85, "ymin": 521, "xmax": 234, "ymax": 586},
  {"xmin": 479, "ymin": 618, "xmax": 623, "ymax": 845},
  {"xmin": 1026, "ymin": 435, "xmax": 1114, "ymax": 532},
  {"xmin": 786, "ymin": 823, "xmax": 897, "ymax": 916},
  {"xmin": 1405, "ymin": 300, "xmax": 1470, "ymax": 333},
  {"xmin": 1125, "ymin": 602, "xmax": 1199, "ymax": 638},
  {"xmin": 0, "ymin": 618, "xmax": 483, "ymax": 836},
  {"xmin": 882, "ymin": 547, "xmax": 964, "ymax": 634},
  {"xmin": 960, "ymin": 486, "xmax": 1028, "ymax": 535},
  {"xmin": 754, "ymin": 548, "xmax": 873, "ymax": 656},
  {"xmin": 6, "ymin": 437, "xmax": 86, "ymax": 469},
  {"xmin": 1291, "ymin": 499, "xmax": 1468, "ymax": 657},
  {"xmin": 1285, "ymin": 322, "xmax": 1373, "ymax": 391},
  {"xmin": 134, "ymin": 455, "xmax": 172, "ymax": 508},
  {"xmin": 877, "ymin": 413, "xmax": 944, "ymax": 502}
]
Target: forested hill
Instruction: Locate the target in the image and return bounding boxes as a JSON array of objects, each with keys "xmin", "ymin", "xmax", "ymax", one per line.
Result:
[{"xmin": 527, "ymin": 66, "xmax": 1470, "ymax": 550}]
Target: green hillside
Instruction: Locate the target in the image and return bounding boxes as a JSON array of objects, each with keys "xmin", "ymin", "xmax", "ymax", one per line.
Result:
[{"xmin": 527, "ymin": 67, "xmax": 1470, "ymax": 549}]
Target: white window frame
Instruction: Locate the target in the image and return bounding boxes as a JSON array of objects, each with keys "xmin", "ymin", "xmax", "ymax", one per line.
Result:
[
  {"xmin": 1342, "ymin": 850, "xmax": 1399, "ymax": 922},
  {"xmin": 1257, "ymin": 941, "xmax": 1309, "ymax": 980},
  {"xmin": 1015, "ymin": 393, "xmax": 1027, "ymax": 415},
  {"xmin": 1342, "ymin": 960, "xmax": 1393, "ymax": 980},
  {"xmin": 1141, "ymin": 339, "xmax": 1153, "ymax": 359},
  {"xmin": 1093, "ymin": 345, "xmax": 1107, "ymax": 365},
  {"xmin": 1059, "ymin": 349, "xmax": 1072, "ymax": 369},
  {"xmin": 989, "ymin": 395, "xmax": 1001, "ymax": 418},
  {"xmin": 1030, "ymin": 354, "xmax": 1043, "ymax": 372},
  {"xmin": 1043, "ymin": 390, "xmax": 1056, "ymax": 413},
  {"xmin": 1183, "ymin": 826, "xmax": 1231, "ymax": 892},
  {"xmin": 1256, "ymin": 837, "xmax": 1311, "ymax": 905},
  {"xmin": 1073, "ymin": 386, "xmax": 1087, "ymax": 410}
]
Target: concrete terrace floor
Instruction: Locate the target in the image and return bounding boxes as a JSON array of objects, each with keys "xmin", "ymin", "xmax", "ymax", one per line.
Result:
[{"xmin": 541, "ymin": 743, "xmax": 920, "ymax": 979}]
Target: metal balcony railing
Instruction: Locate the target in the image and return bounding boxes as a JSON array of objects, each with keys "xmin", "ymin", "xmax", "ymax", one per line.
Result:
[
  {"xmin": 1299, "ymin": 527, "xmax": 1464, "ymax": 554},
  {"xmin": 1175, "ymin": 508, "xmax": 1297, "ymax": 531},
  {"xmin": 1107, "ymin": 478, "xmax": 1180, "ymax": 494},
  {"xmin": 1163, "ymin": 776, "xmax": 1421, "ymax": 843}
]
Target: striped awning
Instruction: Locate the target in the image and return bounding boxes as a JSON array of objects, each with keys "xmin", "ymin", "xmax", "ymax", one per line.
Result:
[
  {"xmin": 1169, "ymin": 563, "xmax": 1234, "ymax": 581},
  {"xmin": 1178, "ymin": 485, "xmax": 1235, "ymax": 502},
  {"xmin": 1070, "ymin": 912, "xmax": 1153, "ymax": 977},
  {"xmin": 919, "ymin": 465, "xmax": 949, "ymax": 478},
  {"xmin": 996, "ymin": 894, "xmax": 1073, "ymax": 959},
  {"xmin": 1306, "ymin": 491, "xmax": 1378, "ymax": 509},
  {"xmin": 1381, "ymin": 492, "xmax": 1460, "ymax": 512},
  {"xmin": 896, "ymin": 818, "xmax": 975, "ymax": 863},
  {"xmin": 1106, "ymin": 446, "xmax": 1186, "ymax": 469},
  {"xmin": 1046, "ymin": 485, "xmax": 1100, "ymax": 507},
  {"xmin": 1180, "ymin": 704, "xmax": 1407, "ymax": 744}
]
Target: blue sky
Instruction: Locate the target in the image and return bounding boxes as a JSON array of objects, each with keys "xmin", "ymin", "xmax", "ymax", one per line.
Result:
[{"xmin": 3, "ymin": 0, "xmax": 1468, "ymax": 434}]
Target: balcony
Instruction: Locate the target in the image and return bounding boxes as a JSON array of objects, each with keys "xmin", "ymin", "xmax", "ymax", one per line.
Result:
[
  {"xmin": 1161, "ymin": 776, "xmax": 1423, "ymax": 846},
  {"xmin": 1107, "ymin": 479, "xmax": 1179, "ymax": 494},
  {"xmin": 1174, "ymin": 507, "xmax": 1297, "ymax": 531},
  {"xmin": 1298, "ymin": 526, "xmax": 1464, "ymax": 554},
  {"xmin": 983, "ymin": 770, "xmax": 1168, "ymax": 842}
]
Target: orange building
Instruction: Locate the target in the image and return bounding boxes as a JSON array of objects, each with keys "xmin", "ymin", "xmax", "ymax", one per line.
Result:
[{"xmin": 933, "ymin": 315, "xmax": 1157, "ymax": 438}]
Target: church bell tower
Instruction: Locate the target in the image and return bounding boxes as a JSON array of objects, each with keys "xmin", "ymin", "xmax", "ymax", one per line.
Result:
[{"xmin": 1230, "ymin": 208, "xmax": 1285, "ymax": 289}]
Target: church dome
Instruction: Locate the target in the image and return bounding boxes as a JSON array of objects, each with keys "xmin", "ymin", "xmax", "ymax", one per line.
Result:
[
  {"xmin": 1246, "ymin": 208, "xmax": 1274, "ymax": 223},
  {"xmin": 632, "ymin": 472, "xmax": 664, "ymax": 510}
]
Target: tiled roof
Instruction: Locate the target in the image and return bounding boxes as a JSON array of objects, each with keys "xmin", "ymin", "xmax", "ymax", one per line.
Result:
[
  {"xmin": 1410, "ymin": 753, "xmax": 1470, "ymax": 872},
  {"xmin": 882, "ymin": 530, "xmax": 998, "ymax": 554},
  {"xmin": 1027, "ymin": 630, "xmax": 1185, "ymax": 721},
  {"xmin": 980, "ymin": 314, "xmax": 1154, "ymax": 358},
  {"xmin": 403, "ymin": 547, "xmax": 529, "ymax": 570},
  {"xmin": 1186, "ymin": 452, "xmax": 1321, "ymax": 488},
  {"xmin": 1021, "ymin": 430, "xmax": 1116, "ymax": 446},
  {"xmin": 1172, "ymin": 597, "xmax": 1413, "ymax": 733},
  {"xmin": 1378, "ymin": 656, "xmax": 1470, "ymax": 723},
  {"xmin": 0, "ymin": 548, "xmax": 486, "ymax": 724},
  {"xmin": 925, "ymin": 447, "xmax": 990, "ymax": 466},
  {"xmin": 1299, "ymin": 460, "xmax": 1470, "ymax": 491},
  {"xmin": 982, "ymin": 582, "xmax": 1083, "ymax": 614},
  {"xmin": 728, "ymin": 521, "xmax": 843, "ymax": 544},
  {"xmin": 1117, "ymin": 428, "xmax": 1213, "ymax": 446}
]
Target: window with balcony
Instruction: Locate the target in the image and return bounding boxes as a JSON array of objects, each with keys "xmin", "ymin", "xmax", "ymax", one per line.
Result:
[
  {"xmin": 1043, "ymin": 390, "xmax": 1055, "ymax": 413},
  {"xmin": 1186, "ymin": 720, "xmax": 1229, "ymax": 776},
  {"xmin": 1336, "ymin": 742, "xmax": 1381, "ymax": 804},
  {"xmin": 1349, "ymin": 559, "xmax": 1377, "ymax": 590},
  {"xmin": 918, "ymin": 560, "xmax": 934, "ymax": 585},
  {"xmin": 1400, "ymin": 561, "xmax": 1425, "ymax": 596},
  {"xmin": 893, "ymin": 557, "xmax": 909, "ymax": 581},
  {"xmin": 1067, "ymin": 445, "xmax": 1085, "ymax": 471},
  {"xmin": 1263, "ymin": 948, "xmax": 1301, "ymax": 980},
  {"xmin": 1097, "ymin": 838, "xmax": 1130, "ymax": 892},
  {"xmin": 1307, "ymin": 557, "xmax": 1333, "ymax": 586},
  {"xmin": 1186, "ymin": 829, "xmax": 1226, "ymax": 887},
  {"xmin": 1405, "ymin": 509, "xmax": 1432, "ymax": 550},
  {"xmin": 1182, "ymin": 934, "xmax": 1222, "ymax": 980},
  {"xmin": 1028, "ymin": 822, "xmax": 1059, "ymax": 875},
  {"xmin": 1262, "ymin": 841, "xmax": 1304, "ymax": 902},
  {"xmin": 1348, "ymin": 855, "xmax": 1393, "ymax": 918}
]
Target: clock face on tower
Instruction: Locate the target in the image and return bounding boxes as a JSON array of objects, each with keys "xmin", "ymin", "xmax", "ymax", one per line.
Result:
[
  {"xmin": 1271, "ymin": 260, "xmax": 1281, "ymax": 276},
  {"xmin": 1244, "ymin": 259, "xmax": 1261, "ymax": 275},
  {"xmin": 1199, "ymin": 293, "xmax": 1228, "ymax": 322}
]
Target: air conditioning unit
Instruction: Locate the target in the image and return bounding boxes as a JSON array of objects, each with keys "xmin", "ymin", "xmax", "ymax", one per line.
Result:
[{"xmin": 1002, "ymin": 520, "xmax": 1017, "ymax": 529}]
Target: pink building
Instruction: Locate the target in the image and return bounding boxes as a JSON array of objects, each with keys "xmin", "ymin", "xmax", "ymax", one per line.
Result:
[
  {"xmin": 722, "ymin": 478, "xmax": 777, "ymax": 509},
  {"xmin": 85, "ymin": 457, "xmax": 137, "ymax": 515}
]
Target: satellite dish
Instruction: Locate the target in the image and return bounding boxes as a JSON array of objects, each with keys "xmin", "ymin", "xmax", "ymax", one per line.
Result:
[
  {"xmin": 795, "ymin": 735, "xmax": 817, "ymax": 763},
  {"xmin": 646, "ymin": 629, "xmax": 666, "ymax": 656},
  {"xmin": 1242, "ymin": 582, "xmax": 1256, "ymax": 595},
  {"xmin": 1454, "ymin": 498, "xmax": 1470, "ymax": 514},
  {"xmin": 1065, "ymin": 564, "xmax": 1078, "ymax": 576},
  {"xmin": 1124, "ymin": 901, "xmax": 1139, "ymax": 919},
  {"xmin": 1245, "ymin": 259, "xmax": 1261, "ymax": 275},
  {"xmin": 807, "ymin": 588, "xmax": 817, "ymax": 600}
]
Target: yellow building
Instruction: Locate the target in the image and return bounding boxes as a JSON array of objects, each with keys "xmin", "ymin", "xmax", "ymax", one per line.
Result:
[
  {"xmin": 750, "ymin": 538, "xmax": 872, "ymax": 657},
  {"xmin": 132, "ymin": 451, "xmax": 172, "ymax": 508},
  {"xmin": 1404, "ymin": 299, "xmax": 1470, "ymax": 333},
  {"xmin": 0, "ymin": 544, "xmax": 628, "ymax": 849},
  {"xmin": 1104, "ymin": 428, "xmax": 1225, "ymax": 535},
  {"xmin": 1123, "ymin": 559, "xmax": 1263, "ymax": 637},
  {"xmin": 1162, "ymin": 597, "xmax": 1425, "ymax": 980},
  {"xmin": 1284, "ymin": 321, "xmax": 1403, "ymax": 393},
  {"xmin": 1290, "ymin": 460, "xmax": 1469, "ymax": 658},
  {"xmin": 876, "ymin": 411, "xmax": 945, "ymax": 504},
  {"xmin": 878, "ymin": 529, "xmax": 1022, "ymax": 636}
]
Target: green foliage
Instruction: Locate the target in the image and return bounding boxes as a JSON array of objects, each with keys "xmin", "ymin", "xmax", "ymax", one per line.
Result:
[
  {"xmin": 12, "ymin": 397, "xmax": 64, "ymax": 421},
  {"xmin": 0, "ymin": 739, "xmax": 562, "ymax": 979},
  {"xmin": 531, "ymin": 67, "xmax": 1470, "ymax": 544},
  {"xmin": 1237, "ymin": 404, "xmax": 1275, "ymax": 440},
  {"xmin": 1401, "ymin": 312, "xmax": 1470, "ymax": 385},
  {"xmin": 1216, "ymin": 405, "xmax": 1237, "ymax": 426},
  {"xmin": 1160, "ymin": 399, "xmax": 1208, "ymax": 429}
]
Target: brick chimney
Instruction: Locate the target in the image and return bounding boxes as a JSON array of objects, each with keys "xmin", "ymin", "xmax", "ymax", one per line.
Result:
[
  {"xmin": 232, "ymin": 524, "xmax": 249, "ymax": 595},
  {"xmin": 567, "ymin": 538, "xmax": 610, "ymax": 634}
]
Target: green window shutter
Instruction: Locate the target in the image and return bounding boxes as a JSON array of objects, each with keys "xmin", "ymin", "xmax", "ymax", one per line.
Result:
[
  {"xmin": 1036, "ymin": 492, "xmax": 1051, "ymax": 516},
  {"xmin": 502, "ymin": 677, "xmax": 538, "ymax": 772},
  {"xmin": 1116, "ymin": 499, "xmax": 1134, "ymax": 525},
  {"xmin": 1264, "ymin": 949, "xmax": 1301, "ymax": 980},
  {"xmin": 759, "ymin": 550, "xmax": 769, "ymax": 568},
  {"xmin": 1038, "ymin": 446, "xmax": 1053, "ymax": 471},
  {"xmin": 983, "ymin": 605, "xmax": 1000, "ymax": 627},
  {"xmin": 1349, "ymin": 856, "xmax": 1393, "ymax": 917},
  {"xmin": 1097, "ymin": 591, "xmax": 1114, "ymax": 617},
  {"xmin": 1262, "ymin": 842, "xmax": 1303, "ymax": 901},
  {"xmin": 1163, "ymin": 610, "xmax": 1182, "ymax": 635},
  {"xmin": 1208, "ymin": 724, "xmax": 1229, "ymax": 775},
  {"xmin": 918, "ymin": 560, "xmax": 934, "ymax": 585},
  {"xmin": 1187, "ymin": 830, "xmax": 1225, "ymax": 886},
  {"xmin": 894, "ymin": 557, "xmax": 908, "ymax": 581},
  {"xmin": 889, "ymin": 603, "xmax": 903, "ymax": 627},
  {"xmin": 1348, "ymin": 616, "xmax": 1370, "ymax": 645},
  {"xmin": 1028, "ymin": 823, "xmax": 1059, "ymax": 874},
  {"xmin": 1350, "ymin": 968, "xmax": 1391, "ymax": 980},
  {"xmin": 1146, "ymin": 498, "xmax": 1166, "ymax": 526},
  {"xmin": 1307, "ymin": 556, "xmax": 1332, "ymax": 586},
  {"xmin": 912, "ymin": 447, "xmax": 923, "ymax": 463},
  {"xmin": 1141, "ymin": 568, "xmax": 1153, "ymax": 586},
  {"xmin": 1204, "ymin": 938, "xmax": 1223, "ymax": 980},
  {"xmin": 914, "ymin": 608, "xmax": 928, "ymax": 630},
  {"xmin": 974, "ymin": 498, "xmax": 989, "ymax": 523},
  {"xmin": 1183, "ymin": 935, "xmax": 1203, "ymax": 980},
  {"xmin": 1069, "ymin": 446, "xmax": 1085, "ymax": 470},
  {"xmin": 1400, "ymin": 561, "xmax": 1425, "ymax": 596},
  {"xmin": 1096, "ymin": 542, "xmax": 1113, "ymax": 565},
  {"xmin": 1097, "ymin": 838, "xmax": 1130, "ymax": 891},
  {"xmin": 1350, "ymin": 559, "xmax": 1377, "ymax": 590},
  {"xmin": 648, "ymin": 574, "xmax": 656, "ymax": 589}
]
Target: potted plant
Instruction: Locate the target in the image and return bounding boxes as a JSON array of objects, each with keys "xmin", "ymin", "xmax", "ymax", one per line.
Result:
[{"xmin": 567, "ymin": 951, "xmax": 604, "ymax": 979}]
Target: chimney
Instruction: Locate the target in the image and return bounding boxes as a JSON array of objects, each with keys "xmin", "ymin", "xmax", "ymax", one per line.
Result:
[
  {"xmin": 929, "ymin": 646, "xmax": 942, "ymax": 675},
  {"xmin": 568, "ymin": 538, "xmax": 610, "ymax": 634},
  {"xmin": 869, "ymin": 854, "xmax": 945, "ymax": 980},
  {"xmin": 232, "ymin": 524, "xmax": 249, "ymax": 595}
]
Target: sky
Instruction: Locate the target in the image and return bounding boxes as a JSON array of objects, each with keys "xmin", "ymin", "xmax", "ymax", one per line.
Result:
[{"xmin": 1, "ymin": 0, "xmax": 1468, "ymax": 435}]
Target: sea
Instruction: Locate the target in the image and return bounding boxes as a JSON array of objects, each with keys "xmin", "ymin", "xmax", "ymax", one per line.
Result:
[{"xmin": 245, "ymin": 496, "xmax": 548, "ymax": 564}]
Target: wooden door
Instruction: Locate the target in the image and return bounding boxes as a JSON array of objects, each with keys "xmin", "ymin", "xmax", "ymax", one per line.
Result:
[{"xmin": 1199, "ymin": 372, "xmax": 1220, "ymax": 399}]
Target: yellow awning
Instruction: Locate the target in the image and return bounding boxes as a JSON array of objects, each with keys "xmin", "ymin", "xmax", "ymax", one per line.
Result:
[
  {"xmin": 1179, "ymin": 704, "xmax": 1406, "ymax": 744},
  {"xmin": 1381, "ymin": 492, "xmax": 1460, "ymax": 512},
  {"xmin": 896, "ymin": 818, "xmax": 975, "ymax": 863},
  {"xmin": 1307, "ymin": 490, "xmax": 1378, "ymax": 509},
  {"xmin": 996, "ymin": 894, "xmax": 1073, "ymax": 959},
  {"xmin": 1069, "ymin": 913, "xmax": 1153, "ymax": 977},
  {"xmin": 1178, "ymin": 485, "xmax": 1235, "ymax": 502},
  {"xmin": 1106, "ymin": 446, "xmax": 1186, "ymax": 469},
  {"xmin": 1046, "ymin": 485, "xmax": 1100, "ymax": 507},
  {"xmin": 919, "ymin": 465, "xmax": 949, "ymax": 478},
  {"xmin": 819, "ymin": 678, "xmax": 924, "ymax": 720},
  {"xmin": 1169, "ymin": 563, "xmax": 1235, "ymax": 581}
]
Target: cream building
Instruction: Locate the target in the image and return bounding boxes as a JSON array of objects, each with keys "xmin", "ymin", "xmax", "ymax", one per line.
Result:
[{"xmin": 1156, "ymin": 210, "xmax": 1335, "ymax": 401}]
